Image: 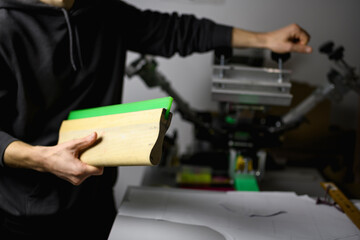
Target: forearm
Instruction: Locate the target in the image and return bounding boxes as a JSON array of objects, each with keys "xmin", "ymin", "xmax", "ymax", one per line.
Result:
[
  {"xmin": 231, "ymin": 28, "xmax": 267, "ymax": 49},
  {"xmin": 3, "ymin": 134, "xmax": 103, "ymax": 185},
  {"xmin": 4, "ymin": 140, "xmax": 47, "ymax": 172}
]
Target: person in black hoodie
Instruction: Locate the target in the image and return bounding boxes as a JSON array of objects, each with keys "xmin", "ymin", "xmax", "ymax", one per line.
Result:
[{"xmin": 0, "ymin": 0, "xmax": 312, "ymax": 239}]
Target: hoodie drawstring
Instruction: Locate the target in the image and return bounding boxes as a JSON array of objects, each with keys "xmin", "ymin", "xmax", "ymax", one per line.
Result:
[
  {"xmin": 61, "ymin": 8, "xmax": 83, "ymax": 71},
  {"xmin": 74, "ymin": 24, "xmax": 84, "ymax": 69}
]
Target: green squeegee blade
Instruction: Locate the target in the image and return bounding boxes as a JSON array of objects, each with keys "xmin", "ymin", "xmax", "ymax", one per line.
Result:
[{"xmin": 67, "ymin": 96, "xmax": 173, "ymax": 120}]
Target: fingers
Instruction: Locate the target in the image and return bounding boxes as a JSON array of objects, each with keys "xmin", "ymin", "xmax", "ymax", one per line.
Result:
[
  {"xmin": 46, "ymin": 132, "xmax": 104, "ymax": 185},
  {"xmin": 67, "ymin": 132, "xmax": 104, "ymax": 184},
  {"xmin": 267, "ymin": 23, "xmax": 312, "ymax": 54},
  {"xmin": 57, "ymin": 158, "xmax": 104, "ymax": 186},
  {"xmin": 289, "ymin": 24, "xmax": 312, "ymax": 53},
  {"xmin": 69, "ymin": 165, "xmax": 104, "ymax": 186},
  {"xmin": 291, "ymin": 24, "xmax": 310, "ymax": 44},
  {"xmin": 70, "ymin": 132, "xmax": 104, "ymax": 176},
  {"xmin": 85, "ymin": 165, "xmax": 104, "ymax": 176}
]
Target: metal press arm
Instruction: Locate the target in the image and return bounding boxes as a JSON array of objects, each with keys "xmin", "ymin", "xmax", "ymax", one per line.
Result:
[
  {"xmin": 126, "ymin": 55, "xmax": 225, "ymax": 136},
  {"xmin": 277, "ymin": 42, "xmax": 359, "ymax": 132}
]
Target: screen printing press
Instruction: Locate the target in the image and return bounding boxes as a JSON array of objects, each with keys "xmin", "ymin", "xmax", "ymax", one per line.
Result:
[
  {"xmin": 111, "ymin": 43, "xmax": 360, "ymax": 239},
  {"xmin": 125, "ymin": 42, "xmax": 360, "ymax": 192}
]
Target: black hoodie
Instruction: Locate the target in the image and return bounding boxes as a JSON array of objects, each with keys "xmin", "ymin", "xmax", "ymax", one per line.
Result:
[{"xmin": 0, "ymin": 0, "xmax": 232, "ymax": 216}]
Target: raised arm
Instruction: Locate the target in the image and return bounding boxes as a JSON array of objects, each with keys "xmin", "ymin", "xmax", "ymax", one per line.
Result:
[{"xmin": 122, "ymin": 2, "xmax": 311, "ymax": 56}]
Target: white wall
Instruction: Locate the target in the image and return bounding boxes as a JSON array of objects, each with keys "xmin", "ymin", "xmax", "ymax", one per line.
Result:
[{"xmin": 114, "ymin": 0, "xmax": 360, "ymax": 206}]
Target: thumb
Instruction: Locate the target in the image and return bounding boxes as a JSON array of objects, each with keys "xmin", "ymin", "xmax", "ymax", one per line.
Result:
[
  {"xmin": 290, "ymin": 43, "xmax": 312, "ymax": 54},
  {"xmin": 72, "ymin": 132, "xmax": 98, "ymax": 152}
]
